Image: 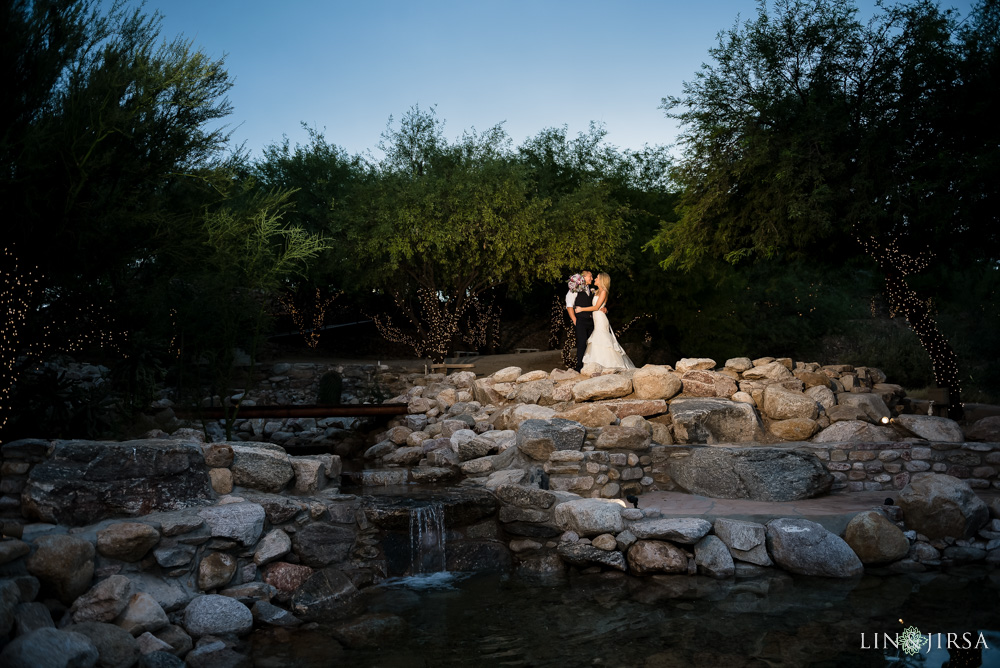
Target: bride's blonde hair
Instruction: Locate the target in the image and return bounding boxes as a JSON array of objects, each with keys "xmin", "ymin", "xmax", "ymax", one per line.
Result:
[{"xmin": 596, "ymin": 272, "xmax": 611, "ymax": 292}]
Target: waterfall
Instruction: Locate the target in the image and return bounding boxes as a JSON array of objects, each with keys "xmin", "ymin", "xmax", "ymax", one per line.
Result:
[{"xmin": 409, "ymin": 502, "xmax": 446, "ymax": 574}]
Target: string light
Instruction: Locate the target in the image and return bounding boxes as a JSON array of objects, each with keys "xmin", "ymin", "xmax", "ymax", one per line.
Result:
[{"xmin": 279, "ymin": 288, "xmax": 341, "ymax": 348}]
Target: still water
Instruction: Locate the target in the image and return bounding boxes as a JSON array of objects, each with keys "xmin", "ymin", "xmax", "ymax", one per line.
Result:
[{"xmin": 251, "ymin": 566, "xmax": 1000, "ymax": 667}]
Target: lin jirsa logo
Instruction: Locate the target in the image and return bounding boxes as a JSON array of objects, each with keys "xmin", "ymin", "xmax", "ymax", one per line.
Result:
[{"xmin": 860, "ymin": 620, "xmax": 990, "ymax": 657}]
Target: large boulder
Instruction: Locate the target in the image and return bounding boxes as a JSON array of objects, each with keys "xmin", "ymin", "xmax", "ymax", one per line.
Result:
[
  {"xmin": 761, "ymin": 385, "xmax": 818, "ymax": 420},
  {"xmin": 291, "ymin": 522, "xmax": 356, "ymax": 568},
  {"xmin": 669, "ymin": 398, "xmax": 765, "ymax": 444},
  {"xmin": 897, "ymin": 473, "xmax": 989, "ymax": 540},
  {"xmin": 680, "ymin": 370, "xmax": 738, "ymax": 398},
  {"xmin": 667, "ymin": 447, "xmax": 833, "ymax": 501},
  {"xmin": 516, "ymin": 419, "xmax": 586, "ymax": 461},
  {"xmin": 965, "ymin": 416, "xmax": 1000, "ymax": 442},
  {"xmin": 25, "ymin": 534, "xmax": 95, "ymax": 605},
  {"xmin": 893, "ymin": 415, "xmax": 964, "ymax": 442},
  {"xmin": 631, "ymin": 365, "xmax": 682, "ymax": 400},
  {"xmin": 594, "ymin": 425, "xmax": 651, "ymax": 451},
  {"xmin": 556, "ymin": 543, "xmax": 626, "ymax": 571},
  {"xmin": 230, "ymin": 444, "xmax": 294, "ymax": 492},
  {"xmin": 0, "ymin": 627, "xmax": 99, "ymax": 668},
  {"xmin": 20, "ymin": 440, "xmax": 212, "ymax": 525},
  {"xmin": 812, "ymin": 420, "xmax": 897, "ymax": 442},
  {"xmin": 835, "ymin": 393, "xmax": 891, "ymax": 423},
  {"xmin": 182, "ymin": 595, "xmax": 253, "ymax": 638},
  {"xmin": 765, "ymin": 518, "xmax": 864, "ymax": 577},
  {"xmin": 553, "ymin": 499, "xmax": 626, "ymax": 537},
  {"xmin": 70, "ymin": 575, "xmax": 133, "ymax": 624},
  {"xmin": 96, "ymin": 523, "xmax": 160, "ymax": 562},
  {"xmin": 713, "ymin": 518, "xmax": 771, "ymax": 566},
  {"xmin": 290, "ymin": 568, "xmax": 360, "ymax": 622},
  {"xmin": 626, "ymin": 540, "xmax": 688, "ymax": 575},
  {"xmin": 572, "ymin": 375, "xmax": 633, "ymax": 402},
  {"xmin": 197, "ymin": 503, "xmax": 266, "ymax": 547},
  {"xmin": 629, "ymin": 518, "xmax": 712, "ymax": 544},
  {"xmin": 843, "ymin": 510, "xmax": 910, "ymax": 565},
  {"xmin": 694, "ymin": 535, "xmax": 735, "ymax": 579}
]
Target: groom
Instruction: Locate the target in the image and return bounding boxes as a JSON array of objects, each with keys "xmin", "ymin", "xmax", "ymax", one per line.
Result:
[{"xmin": 566, "ymin": 271, "xmax": 596, "ymax": 372}]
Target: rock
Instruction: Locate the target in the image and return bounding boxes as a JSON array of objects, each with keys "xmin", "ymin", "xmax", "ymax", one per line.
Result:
[
  {"xmin": 381, "ymin": 446, "xmax": 423, "ymax": 466},
  {"xmin": 894, "ymin": 415, "xmax": 964, "ymax": 442},
  {"xmin": 183, "ymin": 595, "xmax": 253, "ymax": 638},
  {"xmin": 835, "ymin": 393, "xmax": 891, "ymax": 423},
  {"xmin": 253, "ymin": 529, "xmax": 291, "ymax": 566},
  {"xmin": 64, "ymin": 621, "xmax": 140, "ymax": 668},
  {"xmin": 251, "ymin": 600, "xmax": 302, "ymax": 627},
  {"xmin": 135, "ymin": 632, "xmax": 173, "ymax": 654},
  {"xmin": 290, "ymin": 568, "xmax": 360, "ymax": 622},
  {"xmin": 713, "ymin": 519, "xmax": 771, "ymax": 566},
  {"xmin": 96, "ymin": 523, "xmax": 161, "ymax": 562},
  {"xmin": 694, "ymin": 535, "xmax": 735, "ymax": 578},
  {"xmin": 600, "ymin": 399, "xmax": 670, "ymax": 419},
  {"xmin": 14, "ymin": 602, "xmax": 54, "ymax": 635},
  {"xmin": 262, "ymin": 562, "xmax": 314, "ymax": 593},
  {"xmin": 966, "ymin": 416, "xmax": 1000, "ymax": 442},
  {"xmin": 812, "ymin": 420, "xmax": 897, "ymax": 442},
  {"xmin": 20, "ymin": 440, "xmax": 212, "ymax": 525},
  {"xmin": 183, "ymin": 639, "xmax": 249, "ymax": 668},
  {"xmin": 765, "ymin": 518, "xmax": 864, "ymax": 577},
  {"xmin": 291, "ymin": 523, "xmax": 355, "ymax": 568},
  {"xmin": 495, "ymin": 485, "xmax": 557, "ymax": 509},
  {"xmin": 197, "ymin": 552, "xmax": 237, "ymax": 591},
  {"xmin": 804, "ymin": 385, "xmax": 836, "ymax": 411},
  {"xmin": 592, "ymin": 534, "xmax": 618, "ymax": 551},
  {"xmin": 825, "ymin": 405, "xmax": 870, "ymax": 423},
  {"xmin": 761, "ymin": 385, "xmax": 818, "ymax": 420},
  {"xmin": 572, "ymin": 375, "xmax": 633, "ymax": 402},
  {"xmin": 631, "ymin": 366, "xmax": 683, "ymax": 400},
  {"xmin": 553, "ymin": 499, "xmax": 626, "ymax": 536},
  {"xmin": 70, "ymin": 575, "xmax": 133, "ymax": 624},
  {"xmin": 458, "ymin": 437, "xmax": 496, "ymax": 462},
  {"xmin": 629, "ymin": 518, "xmax": 712, "ymax": 544},
  {"xmin": 556, "ymin": 543, "xmax": 626, "ymax": 571},
  {"xmin": 680, "ymin": 370, "xmax": 738, "ymax": 398},
  {"xmin": 553, "ymin": 404, "xmax": 618, "ymax": 428},
  {"xmin": 197, "ymin": 503, "xmax": 266, "ymax": 547},
  {"xmin": 116, "ymin": 592, "xmax": 169, "ymax": 636},
  {"xmin": 769, "ymin": 418, "xmax": 819, "ymax": 441},
  {"xmin": 1, "ymin": 580, "xmax": 19, "ymax": 636},
  {"xmin": 492, "ymin": 367, "xmax": 523, "ymax": 383},
  {"xmin": 794, "ymin": 370, "xmax": 832, "ymax": 389},
  {"xmin": 897, "ymin": 473, "xmax": 989, "ymax": 540},
  {"xmin": 675, "ymin": 358, "xmax": 716, "ymax": 373},
  {"xmin": 667, "ymin": 447, "xmax": 832, "ymax": 501},
  {"xmin": 201, "ymin": 444, "xmax": 234, "ymax": 468},
  {"xmin": 626, "ymin": 540, "xmax": 688, "ymax": 575},
  {"xmin": 219, "ymin": 582, "xmax": 276, "ymax": 607},
  {"xmin": 594, "ymin": 425, "xmax": 651, "ymax": 451},
  {"xmin": 139, "ymin": 651, "xmax": 185, "ymax": 668},
  {"xmin": 0, "ymin": 539, "xmax": 30, "ymax": 566},
  {"xmin": 25, "ymin": 534, "xmax": 95, "ymax": 605},
  {"xmin": 289, "ymin": 457, "xmax": 327, "ymax": 493},
  {"xmin": 742, "ymin": 361, "xmax": 793, "ymax": 381},
  {"xmin": 121, "ymin": 574, "xmax": 194, "ymax": 614},
  {"xmin": 208, "ymin": 469, "xmax": 233, "ymax": 495},
  {"xmin": 843, "ymin": 511, "xmax": 910, "ymax": 565},
  {"xmin": 229, "ymin": 444, "xmax": 294, "ymax": 492},
  {"xmin": 504, "ymin": 404, "xmax": 557, "ymax": 430},
  {"xmin": 0, "ymin": 628, "xmax": 99, "ymax": 668},
  {"xmin": 725, "ymin": 357, "xmax": 753, "ymax": 373},
  {"xmin": 516, "ymin": 419, "xmax": 586, "ymax": 461},
  {"xmin": 329, "ymin": 613, "xmax": 407, "ymax": 648},
  {"xmin": 668, "ymin": 398, "xmax": 765, "ymax": 444}
]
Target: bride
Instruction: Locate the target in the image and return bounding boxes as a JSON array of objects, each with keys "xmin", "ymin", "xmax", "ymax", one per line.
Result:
[{"xmin": 574, "ymin": 272, "xmax": 635, "ymax": 370}]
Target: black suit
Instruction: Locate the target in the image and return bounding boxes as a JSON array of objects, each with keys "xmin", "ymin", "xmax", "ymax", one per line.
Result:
[{"xmin": 574, "ymin": 288, "xmax": 595, "ymax": 371}]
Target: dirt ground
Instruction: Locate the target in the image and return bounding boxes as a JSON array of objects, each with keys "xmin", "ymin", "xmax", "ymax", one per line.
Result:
[{"xmin": 278, "ymin": 349, "xmax": 567, "ymax": 377}]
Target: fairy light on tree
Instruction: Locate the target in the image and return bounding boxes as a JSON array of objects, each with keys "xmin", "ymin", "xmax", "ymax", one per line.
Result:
[{"xmin": 279, "ymin": 288, "xmax": 342, "ymax": 349}]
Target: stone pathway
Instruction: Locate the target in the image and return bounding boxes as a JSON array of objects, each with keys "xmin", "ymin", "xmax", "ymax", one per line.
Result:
[{"xmin": 639, "ymin": 489, "xmax": 1000, "ymax": 535}]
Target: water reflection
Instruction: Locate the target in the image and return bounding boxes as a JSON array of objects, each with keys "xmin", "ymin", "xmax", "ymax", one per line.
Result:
[{"xmin": 251, "ymin": 567, "xmax": 1000, "ymax": 667}]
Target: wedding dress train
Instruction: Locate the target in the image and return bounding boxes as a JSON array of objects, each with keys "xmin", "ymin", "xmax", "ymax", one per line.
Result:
[{"xmin": 582, "ymin": 310, "xmax": 635, "ymax": 369}]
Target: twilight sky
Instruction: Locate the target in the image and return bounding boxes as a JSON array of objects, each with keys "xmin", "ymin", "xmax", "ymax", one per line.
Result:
[{"xmin": 148, "ymin": 0, "xmax": 978, "ymax": 158}]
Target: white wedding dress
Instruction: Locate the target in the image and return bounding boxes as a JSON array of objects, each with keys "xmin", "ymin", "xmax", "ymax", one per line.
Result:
[{"xmin": 582, "ymin": 309, "xmax": 635, "ymax": 369}]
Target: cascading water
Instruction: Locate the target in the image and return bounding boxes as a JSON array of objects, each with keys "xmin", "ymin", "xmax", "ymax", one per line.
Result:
[{"xmin": 408, "ymin": 502, "xmax": 446, "ymax": 574}]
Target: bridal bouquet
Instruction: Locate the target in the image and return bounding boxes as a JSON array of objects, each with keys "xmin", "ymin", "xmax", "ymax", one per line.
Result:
[{"xmin": 567, "ymin": 274, "xmax": 587, "ymax": 293}]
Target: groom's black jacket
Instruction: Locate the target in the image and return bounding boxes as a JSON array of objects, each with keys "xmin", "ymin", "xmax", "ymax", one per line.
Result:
[{"xmin": 575, "ymin": 288, "xmax": 595, "ymax": 319}]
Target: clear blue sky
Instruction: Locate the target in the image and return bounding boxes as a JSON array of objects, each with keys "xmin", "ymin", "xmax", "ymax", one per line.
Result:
[{"xmin": 148, "ymin": 0, "xmax": 977, "ymax": 159}]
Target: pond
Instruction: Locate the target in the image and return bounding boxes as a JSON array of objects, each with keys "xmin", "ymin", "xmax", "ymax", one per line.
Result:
[{"xmin": 250, "ymin": 565, "xmax": 1000, "ymax": 667}]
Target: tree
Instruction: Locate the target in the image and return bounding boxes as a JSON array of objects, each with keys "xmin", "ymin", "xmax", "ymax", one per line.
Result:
[
  {"xmin": 352, "ymin": 107, "xmax": 632, "ymax": 360},
  {"xmin": 651, "ymin": 0, "xmax": 999, "ymax": 415}
]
